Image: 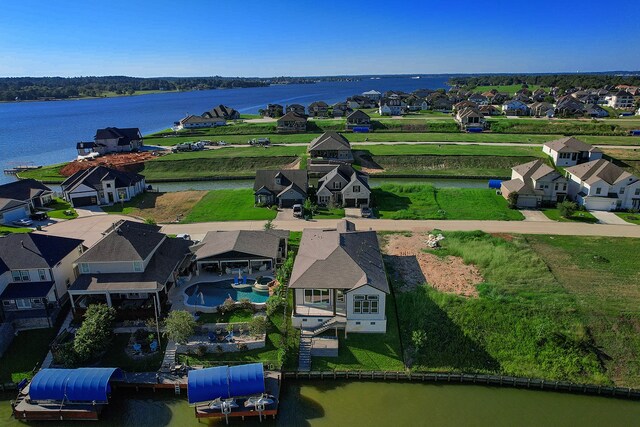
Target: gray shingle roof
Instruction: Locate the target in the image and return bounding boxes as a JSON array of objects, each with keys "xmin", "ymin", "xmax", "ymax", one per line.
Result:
[
  {"xmin": 566, "ymin": 159, "xmax": 636, "ymax": 186},
  {"xmin": 309, "ymin": 132, "xmax": 351, "ymax": 152},
  {"xmin": 290, "ymin": 221, "xmax": 389, "ymax": 293},
  {"xmin": 253, "ymin": 170, "xmax": 308, "ymax": 196},
  {"xmin": 0, "ymin": 179, "xmax": 52, "ymax": 203},
  {"xmin": 76, "ymin": 221, "xmax": 163, "ymax": 263},
  {"xmin": 94, "ymin": 127, "xmax": 142, "ymax": 145},
  {"xmin": 194, "ymin": 230, "xmax": 288, "ymax": 261},
  {"xmin": 0, "ymin": 233, "xmax": 83, "ymax": 271},
  {"xmin": 0, "ymin": 198, "xmax": 28, "ymax": 213},
  {"xmin": 61, "ymin": 166, "xmax": 144, "ymax": 193},
  {"xmin": 543, "ymin": 137, "xmax": 602, "ymax": 154}
]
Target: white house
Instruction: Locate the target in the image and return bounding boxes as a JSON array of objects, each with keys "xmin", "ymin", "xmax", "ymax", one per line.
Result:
[
  {"xmin": 60, "ymin": 166, "xmax": 146, "ymax": 207},
  {"xmin": 606, "ymin": 90, "xmax": 635, "ymax": 110},
  {"xmin": 290, "ymin": 220, "xmax": 389, "ymax": 334},
  {"xmin": 455, "ymin": 107, "xmax": 486, "ymax": 130},
  {"xmin": 174, "ymin": 115, "xmax": 226, "ymax": 130},
  {"xmin": 502, "ymin": 100, "xmax": 530, "ymax": 116},
  {"xmin": 500, "ymin": 159, "xmax": 568, "ymax": 208},
  {"xmin": 378, "ymin": 97, "xmax": 405, "ymax": 116},
  {"xmin": 0, "ymin": 233, "xmax": 84, "ymax": 328},
  {"xmin": 542, "ymin": 136, "xmax": 603, "ymax": 167},
  {"xmin": 362, "ymin": 90, "xmax": 381, "ymax": 101},
  {"xmin": 565, "ymin": 159, "xmax": 640, "ymax": 211}
]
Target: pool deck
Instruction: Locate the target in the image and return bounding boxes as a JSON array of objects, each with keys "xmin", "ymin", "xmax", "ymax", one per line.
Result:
[{"xmin": 169, "ymin": 272, "xmax": 274, "ymax": 313}]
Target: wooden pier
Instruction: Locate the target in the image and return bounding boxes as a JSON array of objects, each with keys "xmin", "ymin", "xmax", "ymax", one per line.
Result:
[{"xmin": 3, "ymin": 165, "xmax": 42, "ymax": 175}]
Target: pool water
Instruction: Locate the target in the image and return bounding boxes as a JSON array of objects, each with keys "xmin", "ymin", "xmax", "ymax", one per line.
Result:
[{"xmin": 185, "ymin": 279, "xmax": 271, "ymax": 307}]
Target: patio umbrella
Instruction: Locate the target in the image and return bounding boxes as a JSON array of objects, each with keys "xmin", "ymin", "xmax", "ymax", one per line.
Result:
[{"xmin": 199, "ymin": 291, "xmax": 205, "ymax": 305}]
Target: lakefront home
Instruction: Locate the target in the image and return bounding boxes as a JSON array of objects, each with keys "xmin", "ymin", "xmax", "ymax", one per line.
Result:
[
  {"xmin": 307, "ymin": 101, "xmax": 329, "ymax": 118},
  {"xmin": 276, "ymin": 112, "xmax": 308, "ymax": 133},
  {"xmin": 500, "ymin": 159, "xmax": 568, "ymax": 208},
  {"xmin": 264, "ymin": 104, "xmax": 284, "ymax": 118},
  {"xmin": 345, "ymin": 110, "xmax": 372, "ymax": 131},
  {"xmin": 0, "ymin": 179, "xmax": 53, "ymax": 211},
  {"xmin": 565, "ymin": 160, "xmax": 640, "ymax": 211},
  {"xmin": 0, "ymin": 233, "xmax": 84, "ymax": 329},
  {"xmin": 529, "ymin": 101, "xmax": 555, "ymax": 118},
  {"xmin": 362, "ymin": 90, "xmax": 381, "ymax": 101},
  {"xmin": 290, "ymin": 220, "xmax": 389, "ymax": 334},
  {"xmin": 378, "ymin": 97, "xmax": 405, "ymax": 116},
  {"xmin": 174, "ymin": 115, "xmax": 226, "ymax": 130},
  {"xmin": 542, "ymin": 137, "xmax": 603, "ymax": 167},
  {"xmin": 203, "ymin": 105, "xmax": 240, "ymax": 120},
  {"xmin": 286, "ymin": 104, "xmax": 306, "ymax": 116},
  {"xmin": 455, "ymin": 107, "xmax": 486, "ymax": 130},
  {"xmin": 316, "ymin": 164, "xmax": 371, "ymax": 208},
  {"xmin": 61, "ymin": 166, "xmax": 146, "ymax": 207},
  {"xmin": 67, "ymin": 220, "xmax": 192, "ymax": 317},
  {"xmin": 94, "ymin": 127, "xmax": 144, "ymax": 154},
  {"xmin": 308, "ymin": 132, "xmax": 354, "ymax": 164},
  {"xmin": 606, "ymin": 90, "xmax": 635, "ymax": 110},
  {"xmin": 253, "ymin": 170, "xmax": 308, "ymax": 208}
]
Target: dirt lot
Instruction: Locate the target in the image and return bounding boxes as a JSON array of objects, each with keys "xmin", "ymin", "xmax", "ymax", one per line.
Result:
[
  {"xmin": 105, "ymin": 191, "xmax": 206, "ymax": 223},
  {"xmin": 382, "ymin": 232, "xmax": 482, "ymax": 297},
  {"xmin": 60, "ymin": 151, "xmax": 166, "ymax": 176}
]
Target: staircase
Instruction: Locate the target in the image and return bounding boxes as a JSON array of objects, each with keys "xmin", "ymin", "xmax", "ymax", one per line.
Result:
[
  {"xmin": 298, "ymin": 331, "xmax": 312, "ymax": 372},
  {"xmin": 310, "ymin": 317, "xmax": 346, "ymax": 337},
  {"xmin": 161, "ymin": 341, "xmax": 177, "ymax": 371}
]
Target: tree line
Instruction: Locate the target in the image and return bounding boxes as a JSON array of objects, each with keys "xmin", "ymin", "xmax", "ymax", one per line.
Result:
[
  {"xmin": 0, "ymin": 75, "xmax": 321, "ymax": 101},
  {"xmin": 448, "ymin": 74, "xmax": 640, "ymax": 92}
]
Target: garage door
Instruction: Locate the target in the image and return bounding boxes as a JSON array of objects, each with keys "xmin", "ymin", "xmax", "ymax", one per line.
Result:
[
  {"xmin": 71, "ymin": 196, "xmax": 98, "ymax": 207},
  {"xmin": 517, "ymin": 196, "xmax": 538, "ymax": 208},
  {"xmin": 1, "ymin": 207, "xmax": 28, "ymax": 225}
]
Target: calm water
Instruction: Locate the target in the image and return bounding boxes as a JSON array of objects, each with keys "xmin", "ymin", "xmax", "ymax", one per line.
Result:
[
  {"xmin": 185, "ymin": 280, "xmax": 270, "ymax": 306},
  {"xmin": 0, "ymin": 77, "xmax": 448, "ymax": 184},
  {"xmin": 3, "ymin": 381, "xmax": 640, "ymax": 426}
]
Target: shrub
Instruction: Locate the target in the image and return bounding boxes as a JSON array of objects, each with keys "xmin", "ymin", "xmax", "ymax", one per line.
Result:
[
  {"xmin": 558, "ymin": 200, "xmax": 577, "ymax": 218},
  {"xmin": 248, "ymin": 316, "xmax": 267, "ymax": 337},
  {"xmin": 73, "ymin": 304, "xmax": 116, "ymax": 362},
  {"xmin": 195, "ymin": 345, "xmax": 207, "ymax": 357},
  {"xmin": 239, "ymin": 298, "xmax": 253, "ymax": 310},
  {"xmin": 266, "ymin": 294, "xmax": 285, "ymax": 317},
  {"xmin": 133, "ymin": 328, "xmax": 148, "ymax": 342},
  {"xmin": 264, "ymin": 219, "xmax": 274, "ymax": 230},
  {"xmin": 412, "ymin": 330, "xmax": 427, "ymax": 351},
  {"xmin": 144, "ymin": 218, "xmax": 157, "ymax": 225},
  {"xmin": 164, "ymin": 310, "xmax": 197, "ymax": 344},
  {"xmin": 507, "ymin": 191, "xmax": 519, "ymax": 209},
  {"xmin": 220, "ymin": 298, "xmax": 236, "ymax": 314},
  {"xmin": 53, "ymin": 342, "xmax": 82, "ymax": 368}
]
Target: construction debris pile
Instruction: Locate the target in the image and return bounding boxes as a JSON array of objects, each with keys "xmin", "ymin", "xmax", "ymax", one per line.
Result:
[{"xmin": 426, "ymin": 233, "xmax": 445, "ymax": 248}]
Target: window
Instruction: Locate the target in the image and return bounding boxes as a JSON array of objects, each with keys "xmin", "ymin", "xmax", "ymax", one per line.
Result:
[
  {"xmin": 66, "ymin": 279, "xmax": 71, "ymax": 288},
  {"xmin": 635, "ymin": 188, "xmax": 640, "ymax": 196},
  {"xmin": 133, "ymin": 261, "xmax": 143, "ymax": 272},
  {"xmin": 80, "ymin": 263, "xmax": 89, "ymax": 274},
  {"xmin": 304, "ymin": 289, "xmax": 330, "ymax": 305},
  {"xmin": 38, "ymin": 269, "xmax": 47, "ymax": 281},
  {"xmin": 336, "ymin": 290, "xmax": 345, "ymax": 304},
  {"xmin": 2, "ymin": 300, "xmax": 14, "ymax": 307},
  {"xmin": 106, "ymin": 183, "xmax": 112, "ymax": 188},
  {"xmin": 11, "ymin": 271, "xmax": 21, "ymax": 282},
  {"xmin": 332, "ymin": 181, "xmax": 341, "ymax": 190},
  {"xmin": 16, "ymin": 299, "xmax": 32, "ymax": 309},
  {"xmin": 21, "ymin": 270, "xmax": 29, "ymax": 281},
  {"xmin": 595, "ymin": 188, "xmax": 602, "ymax": 195},
  {"xmin": 353, "ymin": 185, "xmax": 361, "ymax": 193},
  {"xmin": 12, "ymin": 270, "xmax": 30, "ymax": 282},
  {"xmin": 620, "ymin": 187, "xmax": 625, "ymax": 194},
  {"xmin": 353, "ymin": 294, "xmax": 379, "ymax": 314}
]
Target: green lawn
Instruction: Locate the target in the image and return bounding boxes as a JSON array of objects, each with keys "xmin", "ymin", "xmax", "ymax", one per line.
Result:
[
  {"xmin": 0, "ymin": 328, "xmax": 57, "ymax": 382},
  {"xmin": 0, "ymin": 225, "xmax": 31, "ymax": 235},
  {"xmin": 526, "ymin": 235, "xmax": 640, "ymax": 387},
  {"xmin": 472, "ymin": 85, "xmax": 543, "ymax": 95},
  {"xmin": 46, "ymin": 198, "xmax": 77, "ymax": 219},
  {"xmin": 154, "ymin": 145, "xmax": 306, "ymax": 160},
  {"xmin": 391, "ymin": 231, "xmax": 609, "ymax": 385},
  {"xmin": 312, "ymin": 291, "xmax": 405, "ymax": 371},
  {"xmin": 372, "ymin": 184, "xmax": 524, "ymax": 220},
  {"xmin": 97, "ymin": 333, "xmax": 166, "ymax": 372},
  {"xmin": 616, "ymin": 212, "xmax": 640, "ymax": 225},
  {"xmin": 312, "ymin": 207, "xmax": 345, "ymax": 219},
  {"xmin": 197, "ymin": 308, "xmax": 255, "ymax": 324},
  {"xmin": 182, "ymin": 189, "xmax": 277, "ymax": 222},
  {"xmin": 362, "ymin": 144, "xmax": 546, "ymax": 158},
  {"xmin": 542, "ymin": 208, "xmax": 599, "ymax": 223}
]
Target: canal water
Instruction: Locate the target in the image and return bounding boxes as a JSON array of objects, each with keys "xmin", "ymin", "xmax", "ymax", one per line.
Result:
[{"xmin": 3, "ymin": 381, "xmax": 639, "ymax": 426}]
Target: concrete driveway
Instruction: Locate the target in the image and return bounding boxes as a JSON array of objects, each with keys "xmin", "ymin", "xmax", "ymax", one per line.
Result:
[
  {"xmin": 520, "ymin": 210, "xmax": 552, "ymax": 222},
  {"xmin": 589, "ymin": 211, "xmax": 634, "ymax": 225},
  {"xmin": 35, "ymin": 214, "xmax": 139, "ymax": 247},
  {"xmin": 75, "ymin": 206, "xmax": 106, "ymax": 217}
]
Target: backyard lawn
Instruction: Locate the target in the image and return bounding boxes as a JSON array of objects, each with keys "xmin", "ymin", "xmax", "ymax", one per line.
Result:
[
  {"xmin": 542, "ymin": 208, "xmax": 599, "ymax": 223},
  {"xmin": 0, "ymin": 225, "xmax": 31, "ymax": 235},
  {"xmin": 372, "ymin": 184, "xmax": 524, "ymax": 220},
  {"xmin": 182, "ymin": 189, "xmax": 277, "ymax": 222},
  {"xmin": 101, "ymin": 191, "xmax": 206, "ymax": 223},
  {"xmin": 0, "ymin": 328, "xmax": 57, "ymax": 383},
  {"xmin": 46, "ymin": 198, "xmax": 77, "ymax": 219},
  {"xmin": 312, "ymin": 207, "xmax": 345, "ymax": 219},
  {"xmin": 616, "ymin": 212, "xmax": 640, "ymax": 225},
  {"xmin": 98, "ymin": 333, "xmax": 166, "ymax": 372}
]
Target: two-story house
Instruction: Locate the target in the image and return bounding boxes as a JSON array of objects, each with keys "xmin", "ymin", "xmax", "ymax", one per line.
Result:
[
  {"xmin": 542, "ymin": 137, "xmax": 603, "ymax": 167},
  {"xmin": 276, "ymin": 112, "xmax": 308, "ymax": 133},
  {"xmin": 264, "ymin": 104, "xmax": 284, "ymax": 118},
  {"xmin": 0, "ymin": 233, "xmax": 84, "ymax": 328},
  {"xmin": 174, "ymin": 115, "xmax": 226, "ymax": 130},
  {"xmin": 555, "ymin": 95, "xmax": 585, "ymax": 117},
  {"xmin": 0, "ymin": 179, "xmax": 53, "ymax": 212},
  {"xmin": 285, "ymin": 104, "xmax": 306, "ymax": 116},
  {"xmin": 362, "ymin": 90, "xmax": 381, "ymax": 101},
  {"xmin": 93, "ymin": 127, "xmax": 143, "ymax": 154},
  {"xmin": 346, "ymin": 95, "xmax": 377, "ymax": 109},
  {"xmin": 331, "ymin": 102, "xmax": 352, "ymax": 118},
  {"xmin": 290, "ymin": 220, "xmax": 389, "ymax": 334},
  {"xmin": 529, "ymin": 101, "xmax": 555, "ymax": 118},
  {"xmin": 253, "ymin": 170, "xmax": 308, "ymax": 208},
  {"xmin": 203, "ymin": 105, "xmax": 240, "ymax": 120},
  {"xmin": 61, "ymin": 166, "xmax": 146, "ymax": 207},
  {"xmin": 345, "ymin": 110, "xmax": 372, "ymax": 131},
  {"xmin": 468, "ymin": 93, "xmax": 489, "ymax": 105},
  {"xmin": 607, "ymin": 90, "xmax": 635, "ymax": 110},
  {"xmin": 455, "ymin": 107, "xmax": 486, "ymax": 130},
  {"xmin": 67, "ymin": 221, "xmax": 192, "ymax": 317},
  {"xmin": 500, "ymin": 159, "xmax": 568, "ymax": 208},
  {"xmin": 378, "ymin": 97, "xmax": 405, "ymax": 116},
  {"xmin": 565, "ymin": 160, "xmax": 640, "ymax": 211},
  {"xmin": 307, "ymin": 101, "xmax": 329, "ymax": 118},
  {"xmin": 316, "ymin": 164, "xmax": 371, "ymax": 208},
  {"xmin": 502, "ymin": 100, "xmax": 530, "ymax": 116},
  {"xmin": 308, "ymin": 132, "xmax": 354, "ymax": 164}
]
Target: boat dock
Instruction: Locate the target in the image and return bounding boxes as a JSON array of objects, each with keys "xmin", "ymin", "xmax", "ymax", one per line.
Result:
[{"xmin": 3, "ymin": 165, "xmax": 42, "ymax": 175}]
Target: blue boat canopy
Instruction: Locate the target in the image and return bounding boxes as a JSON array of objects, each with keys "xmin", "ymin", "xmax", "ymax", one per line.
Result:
[
  {"xmin": 488, "ymin": 179, "xmax": 502, "ymax": 189},
  {"xmin": 188, "ymin": 363, "xmax": 265, "ymax": 404},
  {"xmin": 29, "ymin": 368, "xmax": 123, "ymax": 403}
]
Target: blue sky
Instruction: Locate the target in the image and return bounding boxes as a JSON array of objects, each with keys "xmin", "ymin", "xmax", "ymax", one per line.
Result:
[{"xmin": 1, "ymin": 0, "xmax": 639, "ymax": 77}]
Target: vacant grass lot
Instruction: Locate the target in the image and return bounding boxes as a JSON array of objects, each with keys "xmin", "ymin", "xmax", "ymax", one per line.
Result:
[
  {"xmin": 488, "ymin": 118, "xmax": 638, "ymax": 136},
  {"xmin": 182, "ymin": 189, "xmax": 276, "ymax": 222},
  {"xmin": 542, "ymin": 208, "xmax": 599, "ymax": 223},
  {"xmin": 527, "ymin": 235, "xmax": 640, "ymax": 387},
  {"xmin": 391, "ymin": 231, "xmax": 609, "ymax": 385},
  {"xmin": 472, "ymin": 85, "xmax": 543, "ymax": 95},
  {"xmin": 0, "ymin": 328, "xmax": 57, "ymax": 382},
  {"xmin": 101, "ymin": 191, "xmax": 206, "ymax": 223},
  {"xmin": 372, "ymin": 184, "xmax": 524, "ymax": 220}
]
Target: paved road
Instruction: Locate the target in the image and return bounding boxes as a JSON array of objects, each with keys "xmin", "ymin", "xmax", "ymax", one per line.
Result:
[{"xmin": 162, "ymin": 218, "xmax": 640, "ymax": 239}]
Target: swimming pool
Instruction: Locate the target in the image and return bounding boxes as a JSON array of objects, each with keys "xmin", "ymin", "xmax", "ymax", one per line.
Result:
[{"xmin": 184, "ymin": 278, "xmax": 272, "ymax": 307}]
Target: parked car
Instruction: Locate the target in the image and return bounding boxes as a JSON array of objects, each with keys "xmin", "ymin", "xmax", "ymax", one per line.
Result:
[
  {"xmin": 217, "ymin": 140, "xmax": 228, "ymax": 146},
  {"xmin": 176, "ymin": 233, "xmax": 191, "ymax": 240},
  {"xmin": 13, "ymin": 218, "xmax": 33, "ymax": 226},
  {"xmin": 292, "ymin": 204, "xmax": 303, "ymax": 218},
  {"xmin": 30, "ymin": 211, "xmax": 49, "ymax": 221},
  {"xmin": 360, "ymin": 206, "xmax": 373, "ymax": 218}
]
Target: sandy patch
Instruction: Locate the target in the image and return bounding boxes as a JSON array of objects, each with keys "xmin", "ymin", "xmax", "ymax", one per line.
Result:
[
  {"xmin": 121, "ymin": 191, "xmax": 207, "ymax": 223},
  {"xmin": 383, "ymin": 232, "xmax": 482, "ymax": 297}
]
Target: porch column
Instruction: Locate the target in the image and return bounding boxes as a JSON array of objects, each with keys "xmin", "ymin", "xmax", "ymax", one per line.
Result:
[
  {"xmin": 104, "ymin": 292, "xmax": 112, "ymax": 307},
  {"xmin": 69, "ymin": 293, "xmax": 76, "ymax": 313},
  {"xmin": 155, "ymin": 292, "xmax": 162, "ymax": 318},
  {"xmin": 292, "ymin": 290, "xmax": 297, "ymax": 315},
  {"xmin": 332, "ymin": 289, "xmax": 336, "ymax": 316}
]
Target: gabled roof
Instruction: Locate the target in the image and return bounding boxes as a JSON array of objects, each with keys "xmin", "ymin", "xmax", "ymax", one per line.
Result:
[
  {"xmin": 501, "ymin": 178, "xmax": 541, "ymax": 196},
  {"xmin": 543, "ymin": 137, "xmax": 602, "ymax": 154},
  {"xmin": 290, "ymin": 221, "xmax": 388, "ymax": 293},
  {"xmin": 180, "ymin": 115, "xmax": 226, "ymax": 124},
  {"xmin": 203, "ymin": 105, "xmax": 239, "ymax": 119},
  {"xmin": 194, "ymin": 230, "xmax": 288, "ymax": 261},
  {"xmin": 346, "ymin": 110, "xmax": 370, "ymax": 121},
  {"xmin": 277, "ymin": 111, "xmax": 307, "ymax": 123},
  {"xmin": 253, "ymin": 169, "xmax": 308, "ymax": 196},
  {"xmin": 0, "ymin": 197, "xmax": 28, "ymax": 213},
  {"xmin": 512, "ymin": 159, "xmax": 558, "ymax": 181},
  {"xmin": 94, "ymin": 127, "xmax": 142, "ymax": 145},
  {"xmin": 0, "ymin": 233, "xmax": 83, "ymax": 270},
  {"xmin": 309, "ymin": 132, "xmax": 351, "ymax": 152},
  {"xmin": 61, "ymin": 166, "xmax": 144, "ymax": 193},
  {"xmin": 76, "ymin": 220, "xmax": 163, "ymax": 263},
  {"xmin": 318, "ymin": 164, "xmax": 369, "ymax": 194},
  {"xmin": 566, "ymin": 159, "xmax": 637, "ymax": 186},
  {"xmin": 309, "ymin": 101, "xmax": 328, "ymax": 108},
  {"xmin": 362, "ymin": 90, "xmax": 381, "ymax": 95},
  {"xmin": 614, "ymin": 90, "xmax": 633, "ymax": 97},
  {"xmin": 0, "ymin": 179, "xmax": 52, "ymax": 202}
]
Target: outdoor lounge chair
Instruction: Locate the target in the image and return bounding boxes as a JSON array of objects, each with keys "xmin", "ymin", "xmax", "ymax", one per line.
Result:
[
  {"xmin": 150, "ymin": 340, "xmax": 159, "ymax": 352},
  {"xmin": 234, "ymin": 277, "xmax": 239, "ymax": 285},
  {"xmin": 242, "ymin": 275, "xmax": 247, "ymax": 285},
  {"xmin": 132, "ymin": 343, "xmax": 142, "ymax": 354},
  {"xmin": 208, "ymin": 331, "xmax": 216, "ymax": 343}
]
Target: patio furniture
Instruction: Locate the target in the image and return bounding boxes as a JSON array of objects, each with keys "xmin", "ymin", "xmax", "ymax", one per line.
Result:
[
  {"xmin": 208, "ymin": 332, "xmax": 216, "ymax": 343},
  {"xmin": 242, "ymin": 275, "xmax": 247, "ymax": 285},
  {"xmin": 150, "ymin": 340, "xmax": 159, "ymax": 352},
  {"xmin": 224, "ymin": 331, "xmax": 234, "ymax": 343},
  {"xmin": 233, "ymin": 277, "xmax": 239, "ymax": 285},
  {"xmin": 132, "ymin": 343, "xmax": 142, "ymax": 354}
]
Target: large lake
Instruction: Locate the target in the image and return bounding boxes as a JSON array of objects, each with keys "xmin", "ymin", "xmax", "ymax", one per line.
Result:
[{"xmin": 0, "ymin": 76, "xmax": 448, "ymax": 184}]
